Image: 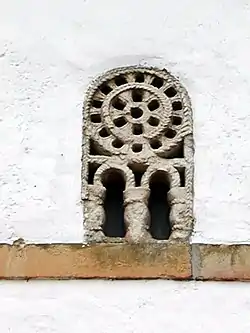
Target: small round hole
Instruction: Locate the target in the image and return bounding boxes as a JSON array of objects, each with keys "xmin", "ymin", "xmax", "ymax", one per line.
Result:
[
  {"xmin": 151, "ymin": 76, "xmax": 164, "ymax": 88},
  {"xmin": 164, "ymin": 87, "xmax": 177, "ymax": 97},
  {"xmin": 112, "ymin": 98, "xmax": 126, "ymax": 110},
  {"xmin": 172, "ymin": 116, "xmax": 182, "ymax": 126},
  {"xmin": 172, "ymin": 101, "xmax": 182, "ymax": 110},
  {"xmin": 99, "ymin": 128, "xmax": 110, "ymax": 137},
  {"xmin": 132, "ymin": 144, "xmax": 142, "ymax": 153},
  {"xmin": 112, "ymin": 139, "xmax": 124, "ymax": 148},
  {"xmin": 131, "ymin": 107, "xmax": 143, "ymax": 119},
  {"xmin": 148, "ymin": 100, "xmax": 160, "ymax": 111},
  {"xmin": 115, "ymin": 75, "xmax": 127, "ymax": 86},
  {"xmin": 90, "ymin": 114, "xmax": 101, "ymax": 123},
  {"xmin": 114, "ymin": 117, "xmax": 127, "ymax": 127},
  {"xmin": 135, "ymin": 72, "xmax": 144, "ymax": 82},
  {"xmin": 148, "ymin": 116, "xmax": 159, "ymax": 126},
  {"xmin": 99, "ymin": 83, "xmax": 112, "ymax": 95},
  {"xmin": 92, "ymin": 100, "xmax": 102, "ymax": 108},
  {"xmin": 132, "ymin": 124, "xmax": 143, "ymax": 135},
  {"xmin": 165, "ymin": 128, "xmax": 176, "ymax": 139},
  {"xmin": 132, "ymin": 89, "xmax": 143, "ymax": 102},
  {"xmin": 150, "ymin": 139, "xmax": 162, "ymax": 150}
]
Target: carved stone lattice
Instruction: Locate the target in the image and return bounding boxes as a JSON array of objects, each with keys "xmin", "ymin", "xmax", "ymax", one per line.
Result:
[{"xmin": 82, "ymin": 66, "xmax": 193, "ymax": 243}]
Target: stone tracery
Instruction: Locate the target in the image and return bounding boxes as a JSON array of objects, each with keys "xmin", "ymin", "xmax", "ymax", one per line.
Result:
[{"xmin": 82, "ymin": 66, "xmax": 193, "ymax": 243}]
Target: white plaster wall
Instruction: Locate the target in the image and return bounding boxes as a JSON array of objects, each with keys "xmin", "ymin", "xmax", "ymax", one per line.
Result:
[
  {"xmin": 0, "ymin": 280, "xmax": 250, "ymax": 332},
  {"xmin": 1, "ymin": 0, "xmax": 250, "ymax": 243}
]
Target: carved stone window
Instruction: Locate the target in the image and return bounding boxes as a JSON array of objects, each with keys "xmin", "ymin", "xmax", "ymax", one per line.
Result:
[{"xmin": 82, "ymin": 66, "xmax": 193, "ymax": 244}]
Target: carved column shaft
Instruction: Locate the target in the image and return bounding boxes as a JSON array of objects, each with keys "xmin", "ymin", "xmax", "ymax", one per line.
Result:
[{"xmin": 124, "ymin": 187, "xmax": 151, "ymax": 243}]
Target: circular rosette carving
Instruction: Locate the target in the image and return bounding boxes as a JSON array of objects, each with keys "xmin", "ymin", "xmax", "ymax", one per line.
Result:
[{"xmin": 84, "ymin": 67, "xmax": 192, "ymax": 158}]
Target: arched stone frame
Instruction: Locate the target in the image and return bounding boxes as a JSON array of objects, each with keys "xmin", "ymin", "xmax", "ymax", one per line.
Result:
[{"xmin": 82, "ymin": 66, "xmax": 194, "ymax": 244}]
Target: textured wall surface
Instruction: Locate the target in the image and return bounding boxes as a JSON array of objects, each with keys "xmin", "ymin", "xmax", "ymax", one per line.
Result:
[
  {"xmin": 1, "ymin": 0, "xmax": 250, "ymax": 244},
  {"xmin": 0, "ymin": 280, "xmax": 250, "ymax": 332}
]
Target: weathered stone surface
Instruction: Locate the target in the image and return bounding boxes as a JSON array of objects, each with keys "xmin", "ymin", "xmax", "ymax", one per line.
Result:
[
  {"xmin": 82, "ymin": 66, "xmax": 194, "ymax": 244},
  {"xmin": 0, "ymin": 242, "xmax": 191, "ymax": 279},
  {"xmin": 192, "ymin": 244, "xmax": 250, "ymax": 281}
]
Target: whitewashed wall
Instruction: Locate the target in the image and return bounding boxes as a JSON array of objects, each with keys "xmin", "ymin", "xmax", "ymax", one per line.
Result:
[
  {"xmin": 1, "ymin": 280, "xmax": 250, "ymax": 332},
  {"xmin": 1, "ymin": 0, "xmax": 250, "ymax": 244}
]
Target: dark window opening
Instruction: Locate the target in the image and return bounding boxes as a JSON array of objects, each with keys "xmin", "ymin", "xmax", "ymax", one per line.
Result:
[
  {"xmin": 164, "ymin": 86, "xmax": 177, "ymax": 97},
  {"xmin": 92, "ymin": 100, "xmax": 103, "ymax": 108},
  {"xmin": 114, "ymin": 117, "xmax": 127, "ymax": 127},
  {"xmin": 167, "ymin": 140, "xmax": 184, "ymax": 158},
  {"xmin": 172, "ymin": 116, "xmax": 182, "ymax": 126},
  {"xmin": 99, "ymin": 83, "xmax": 112, "ymax": 95},
  {"xmin": 128, "ymin": 163, "xmax": 147, "ymax": 187},
  {"xmin": 151, "ymin": 76, "xmax": 164, "ymax": 88},
  {"xmin": 148, "ymin": 172, "xmax": 171, "ymax": 240},
  {"xmin": 132, "ymin": 124, "xmax": 143, "ymax": 135},
  {"xmin": 115, "ymin": 75, "xmax": 127, "ymax": 86},
  {"xmin": 102, "ymin": 170, "xmax": 126, "ymax": 237},
  {"xmin": 132, "ymin": 143, "xmax": 143, "ymax": 153},
  {"xmin": 131, "ymin": 107, "xmax": 143, "ymax": 118},
  {"xmin": 135, "ymin": 72, "xmax": 144, "ymax": 82},
  {"xmin": 90, "ymin": 114, "xmax": 101, "ymax": 123},
  {"xmin": 148, "ymin": 116, "xmax": 159, "ymax": 126},
  {"xmin": 176, "ymin": 167, "xmax": 185, "ymax": 187},
  {"xmin": 88, "ymin": 163, "xmax": 100, "ymax": 184},
  {"xmin": 132, "ymin": 89, "xmax": 143, "ymax": 102},
  {"xmin": 112, "ymin": 98, "xmax": 126, "ymax": 110},
  {"xmin": 165, "ymin": 128, "xmax": 176, "ymax": 138},
  {"xmin": 112, "ymin": 139, "xmax": 124, "ymax": 149},
  {"xmin": 99, "ymin": 127, "xmax": 110, "ymax": 137},
  {"xmin": 172, "ymin": 101, "xmax": 182, "ymax": 111},
  {"xmin": 89, "ymin": 139, "xmax": 111, "ymax": 156},
  {"xmin": 148, "ymin": 99, "xmax": 160, "ymax": 111},
  {"xmin": 150, "ymin": 139, "xmax": 162, "ymax": 150}
]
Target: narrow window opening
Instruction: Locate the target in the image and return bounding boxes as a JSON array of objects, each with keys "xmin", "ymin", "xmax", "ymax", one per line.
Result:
[
  {"xmin": 132, "ymin": 124, "xmax": 143, "ymax": 135},
  {"xmin": 102, "ymin": 170, "xmax": 126, "ymax": 237},
  {"xmin": 128, "ymin": 164, "xmax": 147, "ymax": 187},
  {"xmin": 115, "ymin": 75, "xmax": 127, "ymax": 86},
  {"xmin": 172, "ymin": 101, "xmax": 182, "ymax": 111},
  {"xmin": 176, "ymin": 167, "xmax": 185, "ymax": 187},
  {"xmin": 148, "ymin": 172, "xmax": 171, "ymax": 240},
  {"xmin": 164, "ymin": 86, "xmax": 177, "ymax": 97},
  {"xmin": 100, "ymin": 83, "xmax": 112, "ymax": 95},
  {"xmin": 148, "ymin": 100, "xmax": 160, "ymax": 111},
  {"xmin": 112, "ymin": 98, "xmax": 126, "ymax": 110},
  {"xmin": 88, "ymin": 163, "xmax": 100, "ymax": 184},
  {"xmin": 135, "ymin": 72, "xmax": 144, "ymax": 82},
  {"xmin": 92, "ymin": 100, "xmax": 103, "ymax": 108},
  {"xmin": 151, "ymin": 76, "xmax": 164, "ymax": 88},
  {"xmin": 132, "ymin": 89, "xmax": 143, "ymax": 102},
  {"xmin": 114, "ymin": 117, "xmax": 127, "ymax": 127}
]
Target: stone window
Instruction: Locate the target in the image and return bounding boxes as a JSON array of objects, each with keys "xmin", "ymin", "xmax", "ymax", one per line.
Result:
[{"xmin": 82, "ymin": 66, "xmax": 193, "ymax": 245}]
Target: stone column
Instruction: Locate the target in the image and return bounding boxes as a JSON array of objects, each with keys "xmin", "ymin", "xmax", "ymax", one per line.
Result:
[
  {"xmin": 168, "ymin": 187, "xmax": 190, "ymax": 240},
  {"xmin": 84, "ymin": 185, "xmax": 106, "ymax": 243},
  {"xmin": 124, "ymin": 187, "xmax": 151, "ymax": 243}
]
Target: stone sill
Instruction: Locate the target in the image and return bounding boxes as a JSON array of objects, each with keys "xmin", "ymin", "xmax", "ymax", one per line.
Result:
[{"xmin": 0, "ymin": 242, "xmax": 250, "ymax": 280}]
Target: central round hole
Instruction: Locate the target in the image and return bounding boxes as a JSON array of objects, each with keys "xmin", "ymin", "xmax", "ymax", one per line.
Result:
[{"xmin": 131, "ymin": 107, "xmax": 143, "ymax": 119}]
